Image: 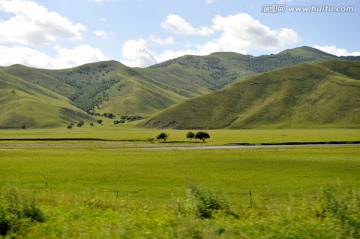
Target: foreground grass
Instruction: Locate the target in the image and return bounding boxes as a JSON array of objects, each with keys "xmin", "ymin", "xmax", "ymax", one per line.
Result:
[
  {"xmin": 1, "ymin": 185, "xmax": 359, "ymax": 238},
  {"xmin": 0, "ymin": 132, "xmax": 359, "ymax": 238},
  {"xmin": 1, "ymin": 146, "xmax": 359, "ymax": 204}
]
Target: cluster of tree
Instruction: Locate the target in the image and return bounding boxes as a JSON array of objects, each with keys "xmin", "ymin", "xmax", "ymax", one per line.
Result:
[
  {"xmin": 156, "ymin": 131, "xmax": 211, "ymax": 142},
  {"xmin": 186, "ymin": 131, "xmax": 210, "ymax": 141},
  {"xmin": 102, "ymin": 113, "xmax": 116, "ymax": 119},
  {"xmin": 114, "ymin": 115, "xmax": 144, "ymax": 125},
  {"xmin": 67, "ymin": 121, "xmax": 85, "ymax": 129},
  {"xmin": 67, "ymin": 120, "xmax": 103, "ymax": 129},
  {"xmin": 241, "ymin": 54, "xmax": 318, "ymax": 73},
  {"xmin": 73, "ymin": 78, "xmax": 120, "ymax": 112}
]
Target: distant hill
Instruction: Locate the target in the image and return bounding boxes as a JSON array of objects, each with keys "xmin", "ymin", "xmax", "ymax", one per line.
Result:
[
  {"xmin": 143, "ymin": 60, "xmax": 360, "ymax": 129},
  {"xmin": 0, "ymin": 71, "xmax": 92, "ymax": 128},
  {"xmin": 1, "ymin": 46, "xmax": 359, "ymax": 128}
]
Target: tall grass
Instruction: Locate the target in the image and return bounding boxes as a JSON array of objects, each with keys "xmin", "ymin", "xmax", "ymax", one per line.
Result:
[
  {"xmin": 0, "ymin": 187, "xmax": 45, "ymax": 237},
  {"xmin": 1, "ymin": 186, "xmax": 358, "ymax": 238}
]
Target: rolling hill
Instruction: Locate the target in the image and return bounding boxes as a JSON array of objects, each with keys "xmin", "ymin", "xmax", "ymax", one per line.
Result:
[
  {"xmin": 1, "ymin": 46, "xmax": 359, "ymax": 128},
  {"xmin": 0, "ymin": 71, "xmax": 92, "ymax": 128},
  {"xmin": 143, "ymin": 60, "xmax": 360, "ymax": 129}
]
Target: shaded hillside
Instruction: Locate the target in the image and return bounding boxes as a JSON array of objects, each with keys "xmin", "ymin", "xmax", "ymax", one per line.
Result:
[
  {"xmin": 143, "ymin": 60, "xmax": 360, "ymax": 129},
  {"xmin": 0, "ymin": 71, "xmax": 92, "ymax": 128}
]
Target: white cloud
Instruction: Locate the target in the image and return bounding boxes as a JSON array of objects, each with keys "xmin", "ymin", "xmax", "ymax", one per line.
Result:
[
  {"xmin": 54, "ymin": 45, "xmax": 109, "ymax": 68},
  {"xmin": 313, "ymin": 45, "xmax": 360, "ymax": 56},
  {"xmin": 94, "ymin": 30, "xmax": 114, "ymax": 39},
  {"xmin": 0, "ymin": 45, "xmax": 55, "ymax": 69},
  {"xmin": 161, "ymin": 14, "xmax": 214, "ymax": 36},
  {"xmin": 200, "ymin": 13, "xmax": 300, "ymax": 54},
  {"xmin": 121, "ymin": 36, "xmax": 177, "ymax": 67},
  {"xmin": 0, "ymin": 44, "xmax": 108, "ymax": 69},
  {"xmin": 0, "ymin": 0, "xmax": 85, "ymax": 46},
  {"xmin": 149, "ymin": 36, "xmax": 174, "ymax": 45},
  {"xmin": 122, "ymin": 39, "xmax": 158, "ymax": 67}
]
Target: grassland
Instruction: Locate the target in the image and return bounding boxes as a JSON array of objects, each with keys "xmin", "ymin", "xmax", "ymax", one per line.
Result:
[
  {"xmin": 1, "ymin": 127, "xmax": 359, "ymax": 145},
  {"xmin": 0, "ymin": 128, "xmax": 359, "ymax": 238}
]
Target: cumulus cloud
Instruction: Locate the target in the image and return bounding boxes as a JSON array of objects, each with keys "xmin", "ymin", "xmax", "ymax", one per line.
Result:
[
  {"xmin": 199, "ymin": 13, "xmax": 300, "ymax": 54},
  {"xmin": 161, "ymin": 14, "xmax": 214, "ymax": 36},
  {"xmin": 0, "ymin": 0, "xmax": 85, "ymax": 46},
  {"xmin": 54, "ymin": 45, "xmax": 109, "ymax": 68},
  {"xmin": 0, "ymin": 45, "xmax": 55, "ymax": 69},
  {"xmin": 0, "ymin": 44, "xmax": 108, "ymax": 69},
  {"xmin": 313, "ymin": 45, "xmax": 360, "ymax": 56},
  {"xmin": 122, "ymin": 39, "xmax": 158, "ymax": 67}
]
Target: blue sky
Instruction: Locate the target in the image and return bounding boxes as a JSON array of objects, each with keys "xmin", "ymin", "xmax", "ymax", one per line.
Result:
[{"xmin": 0, "ymin": 0, "xmax": 359, "ymax": 68}]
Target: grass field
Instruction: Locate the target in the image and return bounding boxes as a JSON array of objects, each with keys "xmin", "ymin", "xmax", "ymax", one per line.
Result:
[
  {"xmin": 1, "ymin": 127, "xmax": 359, "ymax": 145},
  {"xmin": 0, "ymin": 129, "xmax": 359, "ymax": 238}
]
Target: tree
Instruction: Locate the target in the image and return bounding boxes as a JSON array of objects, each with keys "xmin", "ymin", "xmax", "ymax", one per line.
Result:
[
  {"xmin": 156, "ymin": 132, "xmax": 168, "ymax": 141},
  {"xmin": 97, "ymin": 119, "xmax": 103, "ymax": 125},
  {"xmin": 77, "ymin": 121, "xmax": 84, "ymax": 127},
  {"xmin": 195, "ymin": 131, "xmax": 210, "ymax": 142},
  {"xmin": 186, "ymin": 131, "xmax": 195, "ymax": 140}
]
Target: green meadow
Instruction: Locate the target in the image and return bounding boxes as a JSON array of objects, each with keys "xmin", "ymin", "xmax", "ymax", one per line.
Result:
[{"xmin": 0, "ymin": 129, "xmax": 359, "ymax": 238}]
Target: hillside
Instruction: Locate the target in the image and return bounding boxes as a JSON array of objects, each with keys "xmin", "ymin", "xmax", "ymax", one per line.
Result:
[
  {"xmin": 1, "ymin": 46, "xmax": 359, "ymax": 128},
  {"xmin": 143, "ymin": 60, "xmax": 360, "ymax": 129},
  {"xmin": 0, "ymin": 71, "xmax": 92, "ymax": 128}
]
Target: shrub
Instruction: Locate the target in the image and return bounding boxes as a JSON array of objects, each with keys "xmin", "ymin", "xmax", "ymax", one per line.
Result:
[
  {"xmin": 186, "ymin": 184, "xmax": 236, "ymax": 219},
  {"xmin": 322, "ymin": 188, "xmax": 360, "ymax": 238},
  {"xmin": 186, "ymin": 132, "xmax": 195, "ymax": 140},
  {"xmin": 0, "ymin": 188, "xmax": 45, "ymax": 236},
  {"xmin": 156, "ymin": 132, "xmax": 168, "ymax": 141},
  {"xmin": 195, "ymin": 131, "xmax": 210, "ymax": 142}
]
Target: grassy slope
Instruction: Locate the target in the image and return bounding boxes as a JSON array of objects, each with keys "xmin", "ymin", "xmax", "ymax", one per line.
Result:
[
  {"xmin": 0, "ymin": 71, "xmax": 92, "ymax": 128},
  {"xmin": 143, "ymin": 60, "xmax": 360, "ymax": 129}
]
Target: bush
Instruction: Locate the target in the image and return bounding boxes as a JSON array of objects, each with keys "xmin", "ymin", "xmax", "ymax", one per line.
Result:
[
  {"xmin": 0, "ymin": 188, "xmax": 45, "ymax": 236},
  {"xmin": 156, "ymin": 132, "xmax": 168, "ymax": 141},
  {"xmin": 322, "ymin": 188, "xmax": 360, "ymax": 238},
  {"xmin": 186, "ymin": 184, "xmax": 236, "ymax": 219},
  {"xmin": 195, "ymin": 131, "xmax": 210, "ymax": 142},
  {"xmin": 186, "ymin": 132, "xmax": 195, "ymax": 140}
]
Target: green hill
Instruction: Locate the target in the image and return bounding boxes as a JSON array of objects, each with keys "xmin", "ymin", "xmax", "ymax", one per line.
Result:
[
  {"xmin": 1, "ymin": 46, "xmax": 359, "ymax": 128},
  {"xmin": 143, "ymin": 60, "xmax": 360, "ymax": 129},
  {"xmin": 0, "ymin": 71, "xmax": 92, "ymax": 128}
]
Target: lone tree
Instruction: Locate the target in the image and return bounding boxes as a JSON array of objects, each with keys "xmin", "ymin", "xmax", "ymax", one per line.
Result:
[
  {"xmin": 186, "ymin": 131, "xmax": 195, "ymax": 140},
  {"xmin": 156, "ymin": 132, "xmax": 168, "ymax": 141},
  {"xmin": 195, "ymin": 131, "xmax": 210, "ymax": 142}
]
